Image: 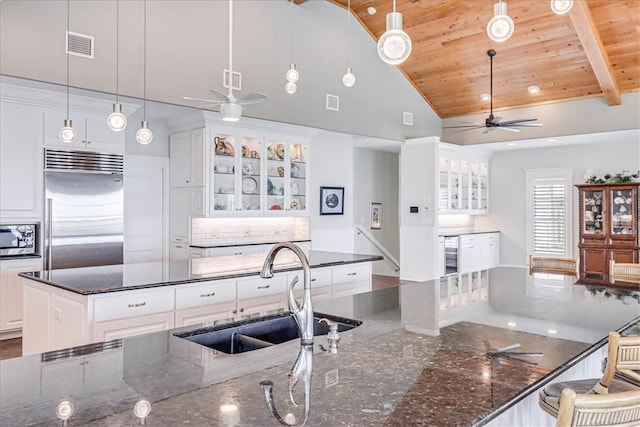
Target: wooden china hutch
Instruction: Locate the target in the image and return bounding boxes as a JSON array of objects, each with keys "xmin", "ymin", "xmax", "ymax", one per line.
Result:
[{"xmin": 576, "ymin": 182, "xmax": 640, "ymax": 284}]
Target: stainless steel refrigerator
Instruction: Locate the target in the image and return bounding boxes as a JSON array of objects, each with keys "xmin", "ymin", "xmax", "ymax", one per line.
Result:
[{"xmin": 44, "ymin": 149, "xmax": 124, "ymax": 270}]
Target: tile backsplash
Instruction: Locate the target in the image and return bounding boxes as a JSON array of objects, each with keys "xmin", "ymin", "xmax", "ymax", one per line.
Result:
[{"xmin": 191, "ymin": 217, "xmax": 310, "ymax": 246}]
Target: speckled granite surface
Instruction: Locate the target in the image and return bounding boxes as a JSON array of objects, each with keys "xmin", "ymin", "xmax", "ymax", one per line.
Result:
[{"xmin": 2, "ymin": 268, "xmax": 639, "ymax": 426}]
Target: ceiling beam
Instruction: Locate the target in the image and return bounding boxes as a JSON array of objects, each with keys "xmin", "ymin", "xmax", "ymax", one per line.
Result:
[{"xmin": 568, "ymin": 0, "xmax": 621, "ymax": 105}]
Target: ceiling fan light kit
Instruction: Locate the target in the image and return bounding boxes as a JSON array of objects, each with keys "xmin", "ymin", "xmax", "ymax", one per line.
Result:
[
  {"xmin": 550, "ymin": 0, "xmax": 573, "ymax": 15},
  {"xmin": 487, "ymin": 1, "xmax": 515, "ymax": 43},
  {"xmin": 377, "ymin": 0, "xmax": 412, "ymax": 65},
  {"xmin": 220, "ymin": 102, "xmax": 242, "ymax": 122}
]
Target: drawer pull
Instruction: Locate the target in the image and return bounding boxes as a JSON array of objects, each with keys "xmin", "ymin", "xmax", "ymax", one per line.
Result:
[
  {"xmin": 311, "ymin": 278, "xmax": 317, "ymax": 282},
  {"xmin": 200, "ymin": 292, "xmax": 216, "ymax": 298},
  {"xmin": 347, "ymin": 272, "xmax": 357, "ymax": 276},
  {"xmin": 257, "ymin": 285, "xmax": 271, "ymax": 289},
  {"xmin": 128, "ymin": 302, "xmax": 146, "ymax": 308}
]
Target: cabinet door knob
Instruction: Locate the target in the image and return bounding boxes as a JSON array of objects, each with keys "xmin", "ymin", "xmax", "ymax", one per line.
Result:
[
  {"xmin": 239, "ymin": 308, "xmax": 244, "ymax": 313},
  {"xmin": 232, "ymin": 309, "xmax": 237, "ymax": 314}
]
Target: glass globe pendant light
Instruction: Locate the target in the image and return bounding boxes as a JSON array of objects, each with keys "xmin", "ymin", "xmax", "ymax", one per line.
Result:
[
  {"xmin": 59, "ymin": 0, "xmax": 76, "ymax": 143},
  {"xmin": 342, "ymin": 0, "xmax": 356, "ymax": 87},
  {"xmin": 487, "ymin": 0, "xmax": 515, "ymax": 43},
  {"xmin": 377, "ymin": 0, "xmax": 412, "ymax": 65},
  {"xmin": 108, "ymin": 0, "xmax": 127, "ymax": 132},
  {"xmin": 136, "ymin": 0, "xmax": 153, "ymax": 144}
]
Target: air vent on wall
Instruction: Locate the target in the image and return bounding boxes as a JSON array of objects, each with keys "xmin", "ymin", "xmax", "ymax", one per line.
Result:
[
  {"xmin": 326, "ymin": 94, "xmax": 339, "ymax": 111},
  {"xmin": 66, "ymin": 30, "xmax": 94, "ymax": 59},
  {"xmin": 403, "ymin": 112, "xmax": 414, "ymax": 126}
]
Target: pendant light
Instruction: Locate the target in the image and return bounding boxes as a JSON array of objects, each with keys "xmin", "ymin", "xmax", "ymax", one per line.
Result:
[
  {"xmin": 342, "ymin": 0, "xmax": 356, "ymax": 87},
  {"xmin": 550, "ymin": 0, "xmax": 573, "ymax": 15},
  {"xmin": 377, "ymin": 0, "xmax": 412, "ymax": 65},
  {"xmin": 487, "ymin": 0, "xmax": 515, "ymax": 43},
  {"xmin": 107, "ymin": 0, "xmax": 127, "ymax": 132},
  {"xmin": 284, "ymin": 0, "xmax": 298, "ymax": 94},
  {"xmin": 59, "ymin": 0, "xmax": 77, "ymax": 143},
  {"xmin": 136, "ymin": 0, "xmax": 153, "ymax": 144}
]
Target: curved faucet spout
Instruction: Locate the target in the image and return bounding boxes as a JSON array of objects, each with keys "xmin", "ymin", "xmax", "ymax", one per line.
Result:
[
  {"xmin": 260, "ymin": 344, "xmax": 314, "ymax": 426},
  {"xmin": 261, "ymin": 242, "xmax": 313, "ymax": 345}
]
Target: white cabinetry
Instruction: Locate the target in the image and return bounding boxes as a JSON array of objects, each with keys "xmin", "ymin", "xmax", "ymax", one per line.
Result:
[
  {"xmin": 439, "ymin": 148, "xmax": 490, "ymax": 214},
  {"xmin": 265, "ymin": 136, "xmax": 309, "ymax": 213},
  {"xmin": 0, "ymin": 103, "xmax": 43, "ymax": 217},
  {"xmin": 0, "ymin": 258, "xmax": 42, "ymax": 335},
  {"xmin": 21, "ymin": 260, "xmax": 374, "ymax": 354},
  {"xmin": 457, "ymin": 233, "xmax": 500, "ymax": 274},
  {"xmin": 170, "ymin": 129, "xmax": 205, "ymax": 189},
  {"xmin": 170, "ymin": 187, "xmax": 190, "ymax": 243},
  {"xmin": 44, "ymin": 107, "xmax": 125, "ymax": 153}
]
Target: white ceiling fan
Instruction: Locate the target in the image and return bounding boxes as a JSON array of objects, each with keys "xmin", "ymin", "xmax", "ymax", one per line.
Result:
[
  {"xmin": 445, "ymin": 50, "xmax": 543, "ymax": 134},
  {"xmin": 183, "ymin": 0, "xmax": 266, "ymax": 121}
]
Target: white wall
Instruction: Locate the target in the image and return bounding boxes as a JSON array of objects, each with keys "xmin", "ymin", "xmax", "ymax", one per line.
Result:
[
  {"xmin": 309, "ymin": 131, "xmax": 355, "ymax": 253},
  {"xmin": 353, "ymin": 148, "xmax": 400, "ymax": 273},
  {"xmin": 490, "ymin": 139, "xmax": 640, "ymax": 266}
]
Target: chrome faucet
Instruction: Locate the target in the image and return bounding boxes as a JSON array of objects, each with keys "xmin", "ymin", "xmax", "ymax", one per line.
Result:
[{"xmin": 260, "ymin": 242, "xmax": 314, "ymax": 345}]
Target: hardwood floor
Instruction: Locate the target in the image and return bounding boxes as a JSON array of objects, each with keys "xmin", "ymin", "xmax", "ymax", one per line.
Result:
[
  {"xmin": 0, "ymin": 337, "xmax": 21, "ymax": 361},
  {"xmin": 372, "ymin": 274, "xmax": 411, "ymax": 290}
]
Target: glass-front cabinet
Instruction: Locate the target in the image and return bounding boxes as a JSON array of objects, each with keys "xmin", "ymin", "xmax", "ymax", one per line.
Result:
[
  {"xmin": 208, "ymin": 126, "xmax": 309, "ymax": 216},
  {"xmin": 439, "ymin": 150, "xmax": 490, "ymax": 214},
  {"xmin": 265, "ymin": 137, "xmax": 308, "ymax": 213},
  {"xmin": 577, "ymin": 183, "xmax": 639, "ymax": 284}
]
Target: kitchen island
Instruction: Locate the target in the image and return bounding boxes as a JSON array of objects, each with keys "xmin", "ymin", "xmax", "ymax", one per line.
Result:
[
  {"xmin": 3, "ymin": 267, "xmax": 639, "ymax": 426},
  {"xmin": 18, "ymin": 250, "xmax": 382, "ymax": 355}
]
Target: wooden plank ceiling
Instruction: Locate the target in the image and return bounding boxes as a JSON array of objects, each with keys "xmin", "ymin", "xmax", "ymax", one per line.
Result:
[{"xmin": 325, "ymin": 0, "xmax": 640, "ymax": 119}]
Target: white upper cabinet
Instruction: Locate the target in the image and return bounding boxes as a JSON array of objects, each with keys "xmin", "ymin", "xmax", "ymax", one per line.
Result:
[
  {"xmin": 206, "ymin": 125, "xmax": 310, "ymax": 216},
  {"xmin": 439, "ymin": 148, "xmax": 490, "ymax": 214},
  {"xmin": 169, "ymin": 128, "xmax": 205, "ymax": 188},
  {"xmin": 44, "ymin": 107, "xmax": 125, "ymax": 154},
  {"xmin": 265, "ymin": 136, "xmax": 309, "ymax": 214},
  {"xmin": 0, "ymin": 102, "xmax": 43, "ymax": 217}
]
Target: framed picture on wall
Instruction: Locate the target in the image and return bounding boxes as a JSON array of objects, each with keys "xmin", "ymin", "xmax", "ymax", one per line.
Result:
[
  {"xmin": 320, "ymin": 186, "xmax": 344, "ymax": 215},
  {"xmin": 370, "ymin": 202, "xmax": 382, "ymax": 229}
]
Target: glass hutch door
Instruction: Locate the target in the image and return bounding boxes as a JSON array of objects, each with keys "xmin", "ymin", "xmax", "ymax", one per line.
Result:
[{"xmin": 581, "ymin": 188, "xmax": 605, "ymax": 236}]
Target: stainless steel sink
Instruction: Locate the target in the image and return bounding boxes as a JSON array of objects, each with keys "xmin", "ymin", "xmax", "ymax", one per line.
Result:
[{"xmin": 173, "ymin": 312, "xmax": 362, "ymax": 354}]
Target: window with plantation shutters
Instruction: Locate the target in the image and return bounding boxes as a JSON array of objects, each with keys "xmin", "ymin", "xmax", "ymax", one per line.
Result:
[
  {"xmin": 526, "ymin": 169, "xmax": 573, "ymax": 258},
  {"xmin": 533, "ymin": 182, "xmax": 565, "ymax": 254}
]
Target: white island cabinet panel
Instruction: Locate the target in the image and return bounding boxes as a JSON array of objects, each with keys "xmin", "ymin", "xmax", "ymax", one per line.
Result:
[
  {"xmin": 0, "ymin": 258, "xmax": 42, "ymax": 334},
  {"xmin": 93, "ymin": 312, "xmax": 175, "ymax": 342}
]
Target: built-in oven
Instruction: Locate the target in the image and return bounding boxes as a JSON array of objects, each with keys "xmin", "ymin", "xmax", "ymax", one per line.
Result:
[
  {"xmin": 0, "ymin": 224, "xmax": 39, "ymax": 257},
  {"xmin": 444, "ymin": 236, "xmax": 458, "ymax": 276}
]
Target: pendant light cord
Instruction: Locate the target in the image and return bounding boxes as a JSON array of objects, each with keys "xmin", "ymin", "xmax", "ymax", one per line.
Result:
[
  {"xmin": 228, "ymin": 0, "xmax": 233, "ymax": 96},
  {"xmin": 115, "ymin": 0, "xmax": 119, "ymax": 104},
  {"xmin": 346, "ymin": 0, "xmax": 351, "ymax": 65},
  {"xmin": 66, "ymin": 0, "xmax": 70, "ymax": 119},
  {"xmin": 143, "ymin": 0, "xmax": 147, "ymax": 120}
]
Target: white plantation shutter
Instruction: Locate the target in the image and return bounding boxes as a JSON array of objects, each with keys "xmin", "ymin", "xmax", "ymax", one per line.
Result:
[
  {"xmin": 533, "ymin": 182, "xmax": 565, "ymax": 254},
  {"xmin": 526, "ymin": 169, "xmax": 573, "ymax": 258}
]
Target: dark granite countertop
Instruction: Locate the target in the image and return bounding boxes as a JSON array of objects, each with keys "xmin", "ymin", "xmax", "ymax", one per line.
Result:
[
  {"xmin": 2, "ymin": 267, "xmax": 639, "ymax": 426},
  {"xmin": 438, "ymin": 229, "xmax": 500, "ymax": 237},
  {"xmin": 19, "ymin": 250, "xmax": 382, "ymax": 295},
  {"xmin": 190, "ymin": 239, "xmax": 311, "ymax": 249}
]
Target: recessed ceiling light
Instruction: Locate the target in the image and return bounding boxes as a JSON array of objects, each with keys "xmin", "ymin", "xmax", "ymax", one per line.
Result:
[
  {"xmin": 367, "ymin": 6, "xmax": 377, "ymax": 15},
  {"xmin": 547, "ymin": 138, "xmax": 557, "ymax": 142},
  {"xmin": 507, "ymin": 142, "xmax": 517, "ymax": 146},
  {"xmin": 528, "ymin": 85, "xmax": 540, "ymax": 94},
  {"xmin": 480, "ymin": 93, "xmax": 491, "ymax": 101},
  {"xmin": 547, "ymin": 328, "xmax": 558, "ymax": 335},
  {"xmin": 507, "ymin": 321, "xmax": 517, "ymax": 328}
]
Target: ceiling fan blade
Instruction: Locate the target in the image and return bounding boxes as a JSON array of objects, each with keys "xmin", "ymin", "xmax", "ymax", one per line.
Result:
[
  {"xmin": 508, "ymin": 123, "xmax": 544, "ymax": 128},
  {"xmin": 183, "ymin": 96, "xmax": 224, "ymax": 104},
  {"xmin": 495, "ymin": 126, "xmax": 520, "ymax": 133},
  {"xmin": 491, "ymin": 116, "xmax": 502, "ymax": 124},
  {"xmin": 444, "ymin": 125, "xmax": 484, "ymax": 129},
  {"xmin": 209, "ymin": 89, "xmax": 231, "ymax": 102},
  {"xmin": 452, "ymin": 127, "xmax": 485, "ymax": 133},
  {"xmin": 238, "ymin": 92, "xmax": 267, "ymax": 105},
  {"xmin": 489, "ymin": 356, "xmax": 502, "ymax": 369},
  {"xmin": 496, "ymin": 343, "xmax": 521, "ymax": 352},
  {"xmin": 499, "ymin": 118, "xmax": 538, "ymax": 126}
]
